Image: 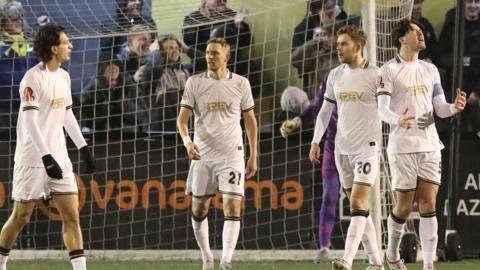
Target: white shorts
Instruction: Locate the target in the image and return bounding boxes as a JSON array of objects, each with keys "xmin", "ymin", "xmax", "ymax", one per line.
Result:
[
  {"xmin": 12, "ymin": 162, "xmax": 78, "ymax": 202},
  {"xmin": 335, "ymin": 151, "xmax": 380, "ymax": 190},
  {"xmin": 387, "ymin": 151, "xmax": 442, "ymax": 191},
  {"xmin": 186, "ymin": 159, "xmax": 245, "ymax": 197}
]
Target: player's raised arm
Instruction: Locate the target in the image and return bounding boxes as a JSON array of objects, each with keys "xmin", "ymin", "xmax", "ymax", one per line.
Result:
[{"xmin": 430, "ymin": 66, "xmax": 466, "ymax": 118}]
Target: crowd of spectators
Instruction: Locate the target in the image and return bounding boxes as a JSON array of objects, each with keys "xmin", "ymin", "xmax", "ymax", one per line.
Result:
[
  {"xmin": 0, "ymin": 0, "xmax": 38, "ymax": 133},
  {"xmin": 0, "ymin": 0, "xmax": 479, "ymax": 137}
]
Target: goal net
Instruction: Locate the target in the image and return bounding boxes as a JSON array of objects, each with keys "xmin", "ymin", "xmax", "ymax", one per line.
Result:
[{"xmin": 0, "ymin": 0, "xmax": 412, "ymax": 260}]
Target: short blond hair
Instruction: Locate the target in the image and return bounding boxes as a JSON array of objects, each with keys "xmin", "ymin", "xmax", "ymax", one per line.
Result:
[{"xmin": 207, "ymin": 37, "xmax": 230, "ymax": 53}]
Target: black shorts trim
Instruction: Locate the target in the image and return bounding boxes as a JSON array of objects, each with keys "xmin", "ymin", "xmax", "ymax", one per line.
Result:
[
  {"xmin": 12, "ymin": 197, "xmax": 43, "ymax": 203},
  {"xmin": 394, "ymin": 188, "xmax": 417, "ymax": 192},
  {"xmin": 418, "ymin": 177, "xmax": 440, "ymax": 186},
  {"xmin": 190, "ymin": 193, "xmax": 216, "ymax": 198},
  {"xmin": 220, "ymin": 191, "xmax": 244, "ymax": 197},
  {"xmin": 50, "ymin": 192, "xmax": 79, "ymax": 196}
]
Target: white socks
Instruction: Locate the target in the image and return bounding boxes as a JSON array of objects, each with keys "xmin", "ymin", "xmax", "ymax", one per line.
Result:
[
  {"xmin": 386, "ymin": 214, "xmax": 406, "ymax": 262},
  {"xmin": 221, "ymin": 220, "xmax": 240, "ymax": 264},
  {"xmin": 420, "ymin": 214, "xmax": 438, "ymax": 269},
  {"xmin": 0, "ymin": 254, "xmax": 8, "ymax": 270},
  {"xmin": 192, "ymin": 217, "xmax": 213, "ymax": 262},
  {"xmin": 361, "ymin": 215, "xmax": 382, "ymax": 265},
  {"xmin": 342, "ymin": 215, "xmax": 367, "ymax": 265},
  {"xmin": 70, "ymin": 256, "xmax": 86, "ymax": 270}
]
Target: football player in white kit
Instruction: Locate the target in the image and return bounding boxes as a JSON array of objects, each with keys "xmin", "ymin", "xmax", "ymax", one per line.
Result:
[
  {"xmin": 377, "ymin": 20, "xmax": 466, "ymax": 270},
  {"xmin": 309, "ymin": 25, "xmax": 384, "ymax": 270},
  {"xmin": 0, "ymin": 24, "xmax": 95, "ymax": 270},
  {"xmin": 177, "ymin": 38, "xmax": 257, "ymax": 270}
]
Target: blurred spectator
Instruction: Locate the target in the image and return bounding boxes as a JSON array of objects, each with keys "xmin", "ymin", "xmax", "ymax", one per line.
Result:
[
  {"xmin": 411, "ymin": 0, "xmax": 437, "ymax": 61},
  {"xmin": 436, "ymin": 0, "xmax": 480, "ymax": 135},
  {"xmin": 182, "ymin": 0, "xmax": 252, "ymax": 73},
  {"xmin": 0, "ymin": 0, "xmax": 38, "ymax": 133},
  {"xmin": 210, "ymin": 24, "xmax": 261, "ymax": 97},
  {"xmin": 116, "ymin": 24, "xmax": 152, "ymax": 80},
  {"xmin": 292, "ymin": 19, "xmax": 343, "ymax": 96},
  {"xmin": 139, "ymin": 35, "xmax": 205, "ymax": 131},
  {"xmin": 81, "ymin": 56, "xmax": 147, "ymax": 132},
  {"xmin": 280, "ymin": 86, "xmax": 311, "ymax": 116},
  {"xmin": 292, "ymin": 0, "xmax": 356, "ymax": 95},
  {"xmin": 100, "ymin": 0, "xmax": 156, "ymax": 56}
]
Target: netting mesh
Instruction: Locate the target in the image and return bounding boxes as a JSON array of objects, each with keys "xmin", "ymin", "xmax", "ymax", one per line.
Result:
[{"xmin": 0, "ymin": 0, "xmax": 412, "ymax": 254}]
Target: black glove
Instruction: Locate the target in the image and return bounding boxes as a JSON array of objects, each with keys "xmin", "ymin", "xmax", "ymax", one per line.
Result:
[
  {"xmin": 41, "ymin": 154, "xmax": 63, "ymax": 179},
  {"xmin": 80, "ymin": 146, "xmax": 96, "ymax": 174}
]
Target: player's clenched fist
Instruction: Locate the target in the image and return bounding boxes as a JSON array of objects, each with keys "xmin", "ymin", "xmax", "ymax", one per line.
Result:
[
  {"xmin": 280, "ymin": 117, "xmax": 302, "ymax": 138},
  {"xmin": 309, "ymin": 143, "xmax": 321, "ymax": 165}
]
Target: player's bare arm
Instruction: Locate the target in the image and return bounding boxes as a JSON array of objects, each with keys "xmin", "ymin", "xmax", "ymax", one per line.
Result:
[
  {"xmin": 243, "ymin": 109, "xmax": 257, "ymax": 178},
  {"xmin": 454, "ymin": 88, "xmax": 467, "ymax": 111},
  {"xmin": 309, "ymin": 96, "xmax": 334, "ymax": 165},
  {"xmin": 177, "ymin": 106, "xmax": 201, "ymax": 160},
  {"xmin": 309, "ymin": 143, "xmax": 321, "ymax": 165}
]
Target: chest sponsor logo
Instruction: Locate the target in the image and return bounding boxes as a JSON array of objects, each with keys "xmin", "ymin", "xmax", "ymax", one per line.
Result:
[
  {"xmin": 22, "ymin": 87, "xmax": 35, "ymax": 101},
  {"xmin": 206, "ymin": 101, "xmax": 232, "ymax": 112},
  {"xmin": 51, "ymin": 98, "xmax": 65, "ymax": 108},
  {"xmin": 338, "ymin": 91, "xmax": 364, "ymax": 102},
  {"xmin": 406, "ymin": 84, "xmax": 427, "ymax": 96}
]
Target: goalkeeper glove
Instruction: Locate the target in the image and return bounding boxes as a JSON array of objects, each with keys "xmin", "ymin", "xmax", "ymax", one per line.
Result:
[
  {"xmin": 42, "ymin": 154, "xmax": 63, "ymax": 179},
  {"xmin": 80, "ymin": 146, "xmax": 96, "ymax": 174},
  {"xmin": 280, "ymin": 117, "xmax": 302, "ymax": 138}
]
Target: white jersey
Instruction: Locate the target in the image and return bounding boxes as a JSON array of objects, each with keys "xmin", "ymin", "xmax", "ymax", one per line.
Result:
[
  {"xmin": 180, "ymin": 71, "xmax": 255, "ymax": 161},
  {"xmin": 324, "ymin": 61, "xmax": 381, "ymax": 155},
  {"xmin": 377, "ymin": 55, "xmax": 444, "ymax": 154},
  {"xmin": 15, "ymin": 63, "xmax": 73, "ymax": 167}
]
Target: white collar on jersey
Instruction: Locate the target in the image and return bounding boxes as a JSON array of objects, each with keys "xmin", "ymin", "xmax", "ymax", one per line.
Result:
[
  {"xmin": 343, "ymin": 59, "xmax": 370, "ymax": 70},
  {"xmin": 205, "ymin": 69, "xmax": 233, "ymax": 80},
  {"xmin": 395, "ymin": 54, "xmax": 419, "ymax": 64}
]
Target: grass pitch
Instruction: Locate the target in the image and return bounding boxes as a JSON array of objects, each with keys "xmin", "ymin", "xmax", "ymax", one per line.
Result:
[{"xmin": 6, "ymin": 260, "xmax": 480, "ymax": 270}]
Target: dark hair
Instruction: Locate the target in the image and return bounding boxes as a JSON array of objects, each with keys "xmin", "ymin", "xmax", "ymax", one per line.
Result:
[
  {"xmin": 97, "ymin": 53, "xmax": 122, "ymax": 76},
  {"xmin": 308, "ymin": 0, "xmax": 335, "ymax": 15},
  {"xmin": 210, "ymin": 25, "xmax": 238, "ymax": 48},
  {"xmin": 116, "ymin": 0, "xmax": 143, "ymax": 16},
  {"xmin": 337, "ymin": 25, "xmax": 367, "ymax": 47},
  {"xmin": 158, "ymin": 34, "xmax": 181, "ymax": 51},
  {"xmin": 33, "ymin": 23, "xmax": 65, "ymax": 63},
  {"xmin": 392, "ymin": 19, "xmax": 420, "ymax": 49}
]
